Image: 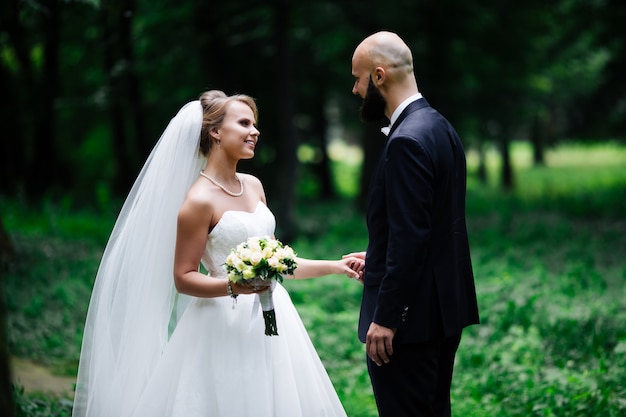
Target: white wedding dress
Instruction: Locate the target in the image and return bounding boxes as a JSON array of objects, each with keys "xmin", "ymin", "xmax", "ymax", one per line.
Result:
[{"xmin": 131, "ymin": 201, "xmax": 347, "ymax": 417}]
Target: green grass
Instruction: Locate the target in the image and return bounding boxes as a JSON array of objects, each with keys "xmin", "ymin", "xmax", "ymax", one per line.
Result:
[
  {"xmin": 2, "ymin": 140, "xmax": 626, "ymax": 416},
  {"xmin": 456, "ymin": 141, "xmax": 626, "ymax": 416},
  {"xmin": 466, "ymin": 141, "xmax": 626, "ymax": 217}
]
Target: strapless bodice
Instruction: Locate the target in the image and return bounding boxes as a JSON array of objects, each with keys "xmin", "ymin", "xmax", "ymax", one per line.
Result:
[{"xmin": 200, "ymin": 202, "xmax": 275, "ymax": 278}]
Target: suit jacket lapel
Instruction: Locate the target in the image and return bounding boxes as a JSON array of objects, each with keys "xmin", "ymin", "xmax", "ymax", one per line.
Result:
[
  {"xmin": 366, "ymin": 98, "xmax": 431, "ymax": 213},
  {"xmin": 388, "ymin": 98, "xmax": 430, "ymax": 137}
]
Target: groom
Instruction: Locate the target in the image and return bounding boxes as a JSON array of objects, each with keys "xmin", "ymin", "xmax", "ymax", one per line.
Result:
[{"xmin": 348, "ymin": 31, "xmax": 479, "ymax": 417}]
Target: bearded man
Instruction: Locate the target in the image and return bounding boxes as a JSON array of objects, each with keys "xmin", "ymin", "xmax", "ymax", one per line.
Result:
[{"xmin": 347, "ymin": 31, "xmax": 480, "ymax": 417}]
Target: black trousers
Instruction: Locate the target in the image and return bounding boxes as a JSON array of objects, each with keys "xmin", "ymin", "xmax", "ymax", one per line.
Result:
[{"xmin": 367, "ymin": 333, "xmax": 462, "ymax": 417}]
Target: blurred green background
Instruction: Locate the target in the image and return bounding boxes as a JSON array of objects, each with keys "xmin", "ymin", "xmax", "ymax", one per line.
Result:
[{"xmin": 1, "ymin": 0, "xmax": 626, "ymax": 416}]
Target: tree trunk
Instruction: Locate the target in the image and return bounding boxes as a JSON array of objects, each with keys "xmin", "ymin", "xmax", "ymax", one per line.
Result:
[
  {"xmin": 119, "ymin": 0, "xmax": 148, "ymax": 159},
  {"xmin": 530, "ymin": 114, "xmax": 546, "ymax": 166},
  {"xmin": 101, "ymin": 1, "xmax": 139, "ymax": 195},
  {"xmin": 2, "ymin": 0, "xmax": 36, "ymax": 197},
  {"xmin": 0, "ymin": 62, "xmax": 23, "ymax": 195},
  {"xmin": 477, "ymin": 142, "xmax": 487, "ymax": 184},
  {"xmin": 0, "ymin": 5, "xmax": 13, "ymax": 194},
  {"xmin": 27, "ymin": 0, "xmax": 61, "ymax": 196},
  {"xmin": 0, "ymin": 218, "xmax": 14, "ymax": 267},
  {"xmin": 0, "ymin": 216, "xmax": 14, "ymax": 417},
  {"xmin": 309, "ymin": 93, "xmax": 335, "ymax": 200},
  {"xmin": 272, "ymin": 0, "xmax": 298, "ymax": 241},
  {"xmin": 0, "ymin": 285, "xmax": 14, "ymax": 417},
  {"xmin": 500, "ymin": 135, "xmax": 514, "ymax": 190}
]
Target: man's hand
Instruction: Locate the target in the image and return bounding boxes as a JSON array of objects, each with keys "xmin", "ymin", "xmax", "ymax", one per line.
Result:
[
  {"xmin": 337, "ymin": 256, "xmax": 365, "ymax": 280},
  {"xmin": 343, "ymin": 251, "xmax": 365, "ymax": 282},
  {"xmin": 366, "ymin": 322, "xmax": 396, "ymax": 366}
]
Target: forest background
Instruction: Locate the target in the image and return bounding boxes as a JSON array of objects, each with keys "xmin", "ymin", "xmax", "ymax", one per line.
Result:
[{"xmin": 1, "ymin": 0, "xmax": 625, "ymax": 416}]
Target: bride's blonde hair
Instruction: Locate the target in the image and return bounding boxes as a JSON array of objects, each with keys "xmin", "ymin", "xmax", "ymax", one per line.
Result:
[{"xmin": 199, "ymin": 90, "xmax": 258, "ymax": 156}]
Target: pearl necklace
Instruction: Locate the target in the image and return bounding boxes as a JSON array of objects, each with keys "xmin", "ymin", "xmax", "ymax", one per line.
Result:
[{"xmin": 199, "ymin": 172, "xmax": 244, "ymax": 197}]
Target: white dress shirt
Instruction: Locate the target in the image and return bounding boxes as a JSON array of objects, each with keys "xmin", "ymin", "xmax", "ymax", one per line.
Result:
[{"xmin": 380, "ymin": 93, "xmax": 423, "ymax": 136}]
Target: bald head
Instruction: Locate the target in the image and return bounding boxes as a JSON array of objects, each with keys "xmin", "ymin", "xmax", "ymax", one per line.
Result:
[
  {"xmin": 353, "ymin": 31, "xmax": 414, "ymax": 82},
  {"xmin": 351, "ymin": 31, "xmax": 419, "ymax": 120}
]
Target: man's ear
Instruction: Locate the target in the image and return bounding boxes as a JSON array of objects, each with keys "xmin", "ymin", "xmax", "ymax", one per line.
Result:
[{"xmin": 373, "ymin": 67, "xmax": 385, "ymax": 85}]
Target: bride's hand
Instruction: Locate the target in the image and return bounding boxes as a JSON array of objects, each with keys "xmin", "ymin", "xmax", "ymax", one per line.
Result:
[
  {"xmin": 231, "ymin": 281, "xmax": 271, "ymax": 295},
  {"xmin": 338, "ymin": 257, "xmax": 365, "ymax": 282}
]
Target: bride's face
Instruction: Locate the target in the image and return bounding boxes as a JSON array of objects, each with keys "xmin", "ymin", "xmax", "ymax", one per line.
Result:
[{"xmin": 213, "ymin": 101, "xmax": 260, "ymax": 160}]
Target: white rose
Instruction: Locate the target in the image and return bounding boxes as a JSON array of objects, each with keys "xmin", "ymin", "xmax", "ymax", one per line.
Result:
[
  {"xmin": 283, "ymin": 246, "xmax": 295, "ymax": 259},
  {"xmin": 267, "ymin": 256, "xmax": 280, "ymax": 269},
  {"xmin": 248, "ymin": 238, "xmax": 262, "ymax": 253},
  {"xmin": 226, "ymin": 252, "xmax": 239, "ymax": 266},
  {"xmin": 250, "ymin": 251, "xmax": 263, "ymax": 266},
  {"xmin": 262, "ymin": 246, "xmax": 274, "ymax": 259},
  {"xmin": 239, "ymin": 248, "xmax": 253, "ymax": 262},
  {"xmin": 234, "ymin": 258, "xmax": 245, "ymax": 271}
]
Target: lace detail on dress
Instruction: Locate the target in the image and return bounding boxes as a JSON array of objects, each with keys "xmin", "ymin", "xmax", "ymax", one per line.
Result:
[{"xmin": 200, "ymin": 202, "xmax": 275, "ymax": 278}]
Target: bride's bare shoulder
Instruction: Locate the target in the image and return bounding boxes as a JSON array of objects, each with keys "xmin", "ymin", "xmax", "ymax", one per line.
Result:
[
  {"xmin": 178, "ymin": 180, "xmax": 215, "ymax": 222},
  {"xmin": 239, "ymin": 173, "xmax": 264, "ymax": 192}
]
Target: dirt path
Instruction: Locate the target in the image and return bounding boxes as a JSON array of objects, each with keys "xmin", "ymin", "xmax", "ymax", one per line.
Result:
[{"xmin": 11, "ymin": 357, "xmax": 75, "ymax": 399}]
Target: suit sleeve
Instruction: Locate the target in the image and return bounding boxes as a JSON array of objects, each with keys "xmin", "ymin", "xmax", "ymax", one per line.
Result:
[{"xmin": 373, "ymin": 136, "xmax": 433, "ymax": 329}]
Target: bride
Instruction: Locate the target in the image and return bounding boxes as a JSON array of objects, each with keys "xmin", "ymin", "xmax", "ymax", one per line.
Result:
[{"xmin": 72, "ymin": 90, "xmax": 363, "ymax": 417}]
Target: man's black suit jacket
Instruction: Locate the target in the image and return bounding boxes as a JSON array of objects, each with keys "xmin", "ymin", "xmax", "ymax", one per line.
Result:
[{"xmin": 359, "ymin": 98, "xmax": 479, "ymax": 344}]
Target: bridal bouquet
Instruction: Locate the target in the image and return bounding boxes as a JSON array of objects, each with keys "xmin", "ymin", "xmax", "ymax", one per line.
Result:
[{"xmin": 225, "ymin": 236, "xmax": 297, "ymax": 336}]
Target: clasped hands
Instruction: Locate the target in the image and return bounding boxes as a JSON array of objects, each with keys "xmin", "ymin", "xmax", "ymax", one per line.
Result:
[{"xmin": 342, "ymin": 251, "xmax": 365, "ymax": 282}]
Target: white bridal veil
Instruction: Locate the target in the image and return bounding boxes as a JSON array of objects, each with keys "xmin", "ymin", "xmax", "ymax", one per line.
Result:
[{"xmin": 72, "ymin": 101, "xmax": 205, "ymax": 417}]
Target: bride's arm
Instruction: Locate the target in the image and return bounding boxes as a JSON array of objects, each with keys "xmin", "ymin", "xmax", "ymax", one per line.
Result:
[
  {"xmin": 173, "ymin": 190, "xmax": 257, "ymax": 298},
  {"xmin": 254, "ymin": 180, "xmax": 364, "ymax": 281},
  {"xmin": 289, "ymin": 256, "xmax": 364, "ymax": 281}
]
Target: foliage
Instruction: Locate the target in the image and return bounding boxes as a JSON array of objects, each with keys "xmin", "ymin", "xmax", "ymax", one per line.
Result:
[
  {"xmin": 452, "ymin": 210, "xmax": 626, "ymax": 416},
  {"xmin": 3, "ymin": 141, "xmax": 626, "ymax": 416},
  {"xmin": 466, "ymin": 141, "xmax": 626, "ymax": 217},
  {"xmin": 2, "ymin": 0, "xmax": 625, "ymax": 203},
  {"xmin": 1, "ymin": 200, "xmax": 114, "ymax": 375},
  {"xmin": 12, "ymin": 386, "xmax": 72, "ymax": 417}
]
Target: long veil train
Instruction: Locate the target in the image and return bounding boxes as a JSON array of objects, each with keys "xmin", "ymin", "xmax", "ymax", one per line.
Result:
[{"xmin": 72, "ymin": 101, "xmax": 205, "ymax": 417}]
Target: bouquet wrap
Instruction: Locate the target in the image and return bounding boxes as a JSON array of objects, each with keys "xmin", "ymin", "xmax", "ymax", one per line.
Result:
[{"xmin": 252, "ymin": 278, "xmax": 278, "ymax": 335}]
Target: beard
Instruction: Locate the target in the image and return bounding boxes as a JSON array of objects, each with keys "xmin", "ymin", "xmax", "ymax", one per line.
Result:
[{"xmin": 359, "ymin": 77, "xmax": 387, "ymax": 123}]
